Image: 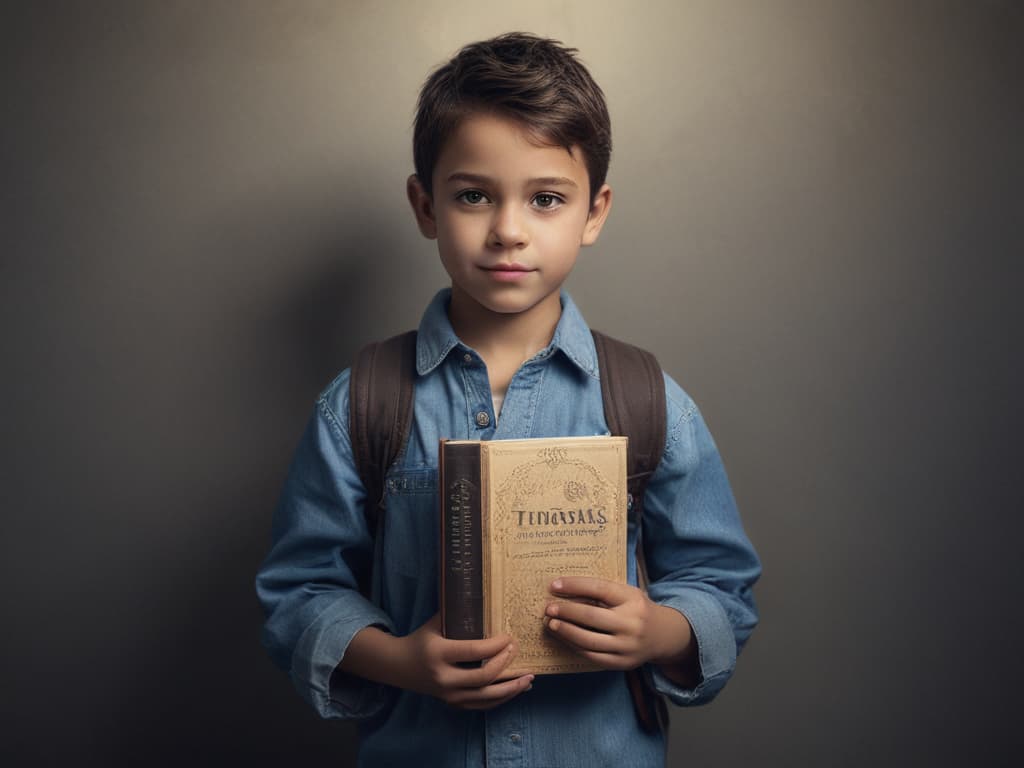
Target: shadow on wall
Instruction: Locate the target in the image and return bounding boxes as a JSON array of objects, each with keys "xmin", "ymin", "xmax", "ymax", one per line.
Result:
[{"xmin": 84, "ymin": 205, "xmax": 416, "ymax": 766}]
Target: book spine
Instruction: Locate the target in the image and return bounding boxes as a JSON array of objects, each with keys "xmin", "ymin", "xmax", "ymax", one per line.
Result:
[{"xmin": 440, "ymin": 442, "xmax": 483, "ymax": 640}]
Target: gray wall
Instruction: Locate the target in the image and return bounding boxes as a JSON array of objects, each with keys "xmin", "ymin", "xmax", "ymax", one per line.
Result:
[{"xmin": 3, "ymin": 1, "xmax": 1021, "ymax": 765}]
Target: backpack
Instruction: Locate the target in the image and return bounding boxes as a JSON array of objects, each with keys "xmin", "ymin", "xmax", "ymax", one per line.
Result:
[{"xmin": 348, "ymin": 329, "xmax": 669, "ymax": 732}]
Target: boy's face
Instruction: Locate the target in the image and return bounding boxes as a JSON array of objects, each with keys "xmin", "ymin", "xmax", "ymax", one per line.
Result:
[{"xmin": 408, "ymin": 113, "xmax": 611, "ymax": 328}]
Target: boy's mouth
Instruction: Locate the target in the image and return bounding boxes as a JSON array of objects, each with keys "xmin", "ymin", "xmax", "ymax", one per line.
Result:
[
  {"xmin": 481, "ymin": 263, "xmax": 535, "ymax": 282},
  {"xmin": 477, "ymin": 268, "xmax": 532, "ymax": 286},
  {"xmin": 481, "ymin": 262, "xmax": 534, "ymax": 272}
]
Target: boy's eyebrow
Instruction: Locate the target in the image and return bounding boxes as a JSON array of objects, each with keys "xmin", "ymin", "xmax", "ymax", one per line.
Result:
[{"xmin": 446, "ymin": 172, "xmax": 578, "ymax": 188}]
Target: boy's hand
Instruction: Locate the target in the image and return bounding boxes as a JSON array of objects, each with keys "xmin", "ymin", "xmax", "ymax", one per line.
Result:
[
  {"xmin": 544, "ymin": 577, "xmax": 699, "ymax": 683},
  {"xmin": 340, "ymin": 614, "xmax": 534, "ymax": 710},
  {"xmin": 400, "ymin": 614, "xmax": 534, "ymax": 709}
]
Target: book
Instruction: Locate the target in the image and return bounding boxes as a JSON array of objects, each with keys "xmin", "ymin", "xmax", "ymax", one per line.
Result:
[{"xmin": 439, "ymin": 435, "xmax": 628, "ymax": 675}]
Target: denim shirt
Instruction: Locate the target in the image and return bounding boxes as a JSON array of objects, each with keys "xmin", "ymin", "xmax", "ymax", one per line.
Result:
[{"xmin": 256, "ymin": 290, "xmax": 760, "ymax": 767}]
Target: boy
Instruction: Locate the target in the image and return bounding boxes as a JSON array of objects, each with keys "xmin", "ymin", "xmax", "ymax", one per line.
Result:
[{"xmin": 256, "ymin": 33, "xmax": 760, "ymax": 767}]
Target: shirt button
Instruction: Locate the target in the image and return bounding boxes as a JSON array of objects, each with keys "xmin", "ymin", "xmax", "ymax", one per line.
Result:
[
  {"xmin": 475, "ymin": 411, "xmax": 491, "ymax": 427},
  {"xmin": 463, "ymin": 353, "xmax": 472, "ymax": 363},
  {"xmin": 509, "ymin": 732, "xmax": 522, "ymax": 744}
]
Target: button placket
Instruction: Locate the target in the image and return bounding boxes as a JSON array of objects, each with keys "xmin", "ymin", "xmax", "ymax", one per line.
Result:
[{"xmin": 459, "ymin": 356, "xmax": 495, "ymax": 436}]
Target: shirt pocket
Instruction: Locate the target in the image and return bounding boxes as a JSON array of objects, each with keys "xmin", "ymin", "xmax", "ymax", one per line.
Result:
[{"xmin": 381, "ymin": 468, "xmax": 439, "ymax": 579}]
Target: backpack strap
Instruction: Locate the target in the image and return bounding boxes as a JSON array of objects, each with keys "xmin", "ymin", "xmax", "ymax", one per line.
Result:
[
  {"xmin": 349, "ymin": 330, "xmax": 418, "ymax": 537},
  {"xmin": 591, "ymin": 330, "xmax": 666, "ymax": 527},
  {"xmin": 591, "ymin": 329, "xmax": 669, "ymax": 734}
]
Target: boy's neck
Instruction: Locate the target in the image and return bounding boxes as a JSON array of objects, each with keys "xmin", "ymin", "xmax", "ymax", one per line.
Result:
[{"xmin": 447, "ymin": 288, "xmax": 562, "ymax": 393}]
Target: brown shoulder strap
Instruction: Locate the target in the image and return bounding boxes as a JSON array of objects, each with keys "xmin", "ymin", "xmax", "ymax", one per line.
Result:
[
  {"xmin": 349, "ymin": 330, "xmax": 417, "ymax": 534},
  {"xmin": 591, "ymin": 329, "xmax": 666, "ymax": 520}
]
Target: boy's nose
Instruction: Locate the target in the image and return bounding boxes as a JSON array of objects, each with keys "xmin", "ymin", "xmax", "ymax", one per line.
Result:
[{"xmin": 487, "ymin": 204, "xmax": 529, "ymax": 249}]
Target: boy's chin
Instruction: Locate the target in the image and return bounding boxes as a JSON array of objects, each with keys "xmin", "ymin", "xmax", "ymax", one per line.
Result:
[{"xmin": 451, "ymin": 288, "xmax": 562, "ymax": 320}]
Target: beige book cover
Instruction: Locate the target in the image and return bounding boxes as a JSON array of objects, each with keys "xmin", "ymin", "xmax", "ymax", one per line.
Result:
[{"xmin": 440, "ymin": 435, "xmax": 628, "ymax": 676}]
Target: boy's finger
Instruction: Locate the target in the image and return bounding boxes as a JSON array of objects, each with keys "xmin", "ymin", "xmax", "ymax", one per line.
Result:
[
  {"xmin": 440, "ymin": 642, "xmax": 519, "ymax": 689},
  {"xmin": 541, "ymin": 624, "xmax": 631, "ymax": 671},
  {"xmin": 444, "ymin": 633, "xmax": 514, "ymax": 664},
  {"xmin": 451, "ymin": 642, "xmax": 519, "ymax": 688},
  {"xmin": 545, "ymin": 614, "xmax": 622, "ymax": 654},
  {"xmin": 452, "ymin": 674, "xmax": 534, "ymax": 710},
  {"xmin": 545, "ymin": 599, "xmax": 625, "ymax": 635},
  {"xmin": 550, "ymin": 576, "xmax": 630, "ymax": 605}
]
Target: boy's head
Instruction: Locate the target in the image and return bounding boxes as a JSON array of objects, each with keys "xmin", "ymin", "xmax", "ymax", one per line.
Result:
[
  {"xmin": 407, "ymin": 33, "xmax": 614, "ymax": 328},
  {"xmin": 412, "ymin": 32, "xmax": 612, "ymax": 202}
]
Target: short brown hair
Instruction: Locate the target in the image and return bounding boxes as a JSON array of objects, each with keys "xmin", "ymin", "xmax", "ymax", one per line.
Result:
[{"xmin": 412, "ymin": 32, "xmax": 612, "ymax": 200}]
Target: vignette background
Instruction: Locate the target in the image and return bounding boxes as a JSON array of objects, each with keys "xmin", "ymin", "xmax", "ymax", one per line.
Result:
[{"xmin": 3, "ymin": 1, "xmax": 1021, "ymax": 765}]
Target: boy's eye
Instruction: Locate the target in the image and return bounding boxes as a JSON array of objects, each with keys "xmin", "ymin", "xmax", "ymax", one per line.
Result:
[
  {"xmin": 532, "ymin": 193, "xmax": 563, "ymax": 209},
  {"xmin": 457, "ymin": 190, "xmax": 489, "ymax": 205}
]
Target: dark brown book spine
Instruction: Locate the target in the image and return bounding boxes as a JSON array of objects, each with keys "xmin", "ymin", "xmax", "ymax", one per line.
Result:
[{"xmin": 440, "ymin": 441, "xmax": 483, "ymax": 640}]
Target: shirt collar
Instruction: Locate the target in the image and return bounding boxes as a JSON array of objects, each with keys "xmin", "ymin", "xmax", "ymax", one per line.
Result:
[{"xmin": 415, "ymin": 288, "xmax": 599, "ymax": 378}]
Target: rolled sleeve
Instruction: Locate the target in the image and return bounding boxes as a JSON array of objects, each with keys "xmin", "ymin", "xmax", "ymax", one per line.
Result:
[
  {"xmin": 641, "ymin": 375, "xmax": 761, "ymax": 706},
  {"xmin": 256, "ymin": 371, "xmax": 395, "ymax": 720},
  {"xmin": 646, "ymin": 588, "xmax": 736, "ymax": 704},
  {"xmin": 291, "ymin": 595, "xmax": 395, "ymax": 719}
]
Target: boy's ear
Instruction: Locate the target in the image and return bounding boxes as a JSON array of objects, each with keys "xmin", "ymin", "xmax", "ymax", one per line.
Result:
[
  {"xmin": 581, "ymin": 183, "xmax": 612, "ymax": 246},
  {"xmin": 407, "ymin": 174, "xmax": 438, "ymax": 239}
]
